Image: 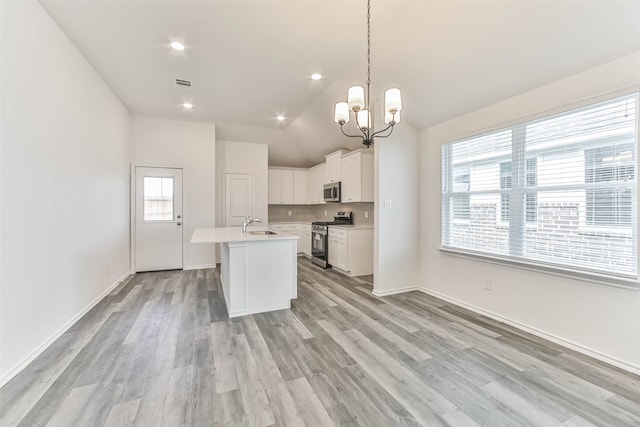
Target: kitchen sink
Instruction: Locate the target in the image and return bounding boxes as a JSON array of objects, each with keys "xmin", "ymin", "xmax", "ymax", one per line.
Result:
[{"xmin": 248, "ymin": 230, "xmax": 278, "ymax": 235}]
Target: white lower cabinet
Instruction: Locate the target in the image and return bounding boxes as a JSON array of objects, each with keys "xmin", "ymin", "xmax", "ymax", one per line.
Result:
[
  {"xmin": 328, "ymin": 227, "xmax": 373, "ymax": 276},
  {"xmin": 301, "ymin": 223, "xmax": 312, "ymax": 257},
  {"xmin": 328, "ymin": 230, "xmax": 347, "ymax": 270}
]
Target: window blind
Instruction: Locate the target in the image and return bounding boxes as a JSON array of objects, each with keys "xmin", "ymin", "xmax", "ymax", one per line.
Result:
[{"xmin": 442, "ymin": 93, "xmax": 638, "ymax": 279}]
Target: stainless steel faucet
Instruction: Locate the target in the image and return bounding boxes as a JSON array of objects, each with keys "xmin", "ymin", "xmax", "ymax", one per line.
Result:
[{"xmin": 241, "ymin": 216, "xmax": 262, "ymax": 233}]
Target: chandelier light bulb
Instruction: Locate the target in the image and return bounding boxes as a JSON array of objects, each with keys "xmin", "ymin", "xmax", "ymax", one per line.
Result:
[
  {"xmin": 347, "ymin": 86, "xmax": 365, "ymax": 111},
  {"xmin": 334, "ymin": 102, "xmax": 350, "ymax": 124}
]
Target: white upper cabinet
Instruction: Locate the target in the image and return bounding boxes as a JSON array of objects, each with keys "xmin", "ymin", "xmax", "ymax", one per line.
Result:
[
  {"xmin": 340, "ymin": 150, "xmax": 374, "ymax": 203},
  {"xmin": 324, "ymin": 150, "xmax": 347, "ymax": 184},
  {"xmin": 268, "ymin": 168, "xmax": 293, "ymax": 204},
  {"xmin": 307, "ymin": 163, "xmax": 326, "ymax": 205},
  {"xmin": 293, "ymin": 170, "xmax": 308, "ymax": 205}
]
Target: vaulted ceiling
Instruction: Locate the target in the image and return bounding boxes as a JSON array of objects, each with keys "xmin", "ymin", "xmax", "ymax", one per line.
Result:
[{"xmin": 41, "ymin": 0, "xmax": 640, "ymax": 167}]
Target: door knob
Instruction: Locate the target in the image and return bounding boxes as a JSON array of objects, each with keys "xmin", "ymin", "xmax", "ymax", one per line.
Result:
[
  {"xmin": 177, "ymin": 222, "xmax": 182, "ymax": 226},
  {"xmin": 177, "ymin": 215, "xmax": 181, "ymax": 219}
]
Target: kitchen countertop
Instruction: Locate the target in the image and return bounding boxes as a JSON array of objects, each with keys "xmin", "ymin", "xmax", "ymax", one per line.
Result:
[
  {"xmin": 328, "ymin": 224, "xmax": 374, "ymax": 229},
  {"xmin": 191, "ymin": 227, "xmax": 299, "ymax": 244},
  {"xmin": 269, "ymin": 221, "xmax": 312, "ymax": 225}
]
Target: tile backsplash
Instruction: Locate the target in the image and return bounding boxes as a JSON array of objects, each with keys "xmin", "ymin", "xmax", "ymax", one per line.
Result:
[
  {"xmin": 269, "ymin": 202, "xmax": 374, "ymax": 225},
  {"xmin": 268, "ymin": 205, "xmax": 316, "ymax": 223}
]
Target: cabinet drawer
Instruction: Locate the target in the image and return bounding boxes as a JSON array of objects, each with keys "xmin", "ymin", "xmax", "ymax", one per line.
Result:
[{"xmin": 328, "ymin": 228, "xmax": 347, "ymax": 239}]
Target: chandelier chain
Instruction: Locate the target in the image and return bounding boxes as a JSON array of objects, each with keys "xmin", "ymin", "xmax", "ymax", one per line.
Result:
[{"xmin": 366, "ymin": 0, "xmax": 371, "ymax": 109}]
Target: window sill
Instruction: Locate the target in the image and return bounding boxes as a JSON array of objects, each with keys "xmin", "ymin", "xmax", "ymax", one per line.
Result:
[{"xmin": 439, "ymin": 246, "xmax": 639, "ymax": 291}]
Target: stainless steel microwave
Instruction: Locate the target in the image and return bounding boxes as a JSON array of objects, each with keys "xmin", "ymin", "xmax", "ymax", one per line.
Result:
[{"xmin": 323, "ymin": 182, "xmax": 341, "ymax": 202}]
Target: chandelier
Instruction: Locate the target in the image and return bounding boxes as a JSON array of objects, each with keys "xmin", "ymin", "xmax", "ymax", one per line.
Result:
[{"xmin": 333, "ymin": 0, "xmax": 402, "ymax": 148}]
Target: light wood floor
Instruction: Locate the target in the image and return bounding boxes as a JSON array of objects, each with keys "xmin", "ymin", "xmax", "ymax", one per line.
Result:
[{"xmin": 1, "ymin": 258, "xmax": 639, "ymax": 426}]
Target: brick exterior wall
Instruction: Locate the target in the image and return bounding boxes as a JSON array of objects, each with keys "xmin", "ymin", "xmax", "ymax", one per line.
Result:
[{"xmin": 450, "ymin": 202, "xmax": 633, "ymax": 273}]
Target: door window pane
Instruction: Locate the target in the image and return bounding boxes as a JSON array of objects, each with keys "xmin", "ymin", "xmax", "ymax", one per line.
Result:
[{"xmin": 144, "ymin": 176, "xmax": 174, "ymax": 221}]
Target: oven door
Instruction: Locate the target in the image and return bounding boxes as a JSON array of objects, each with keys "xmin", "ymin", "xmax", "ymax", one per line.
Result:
[{"xmin": 311, "ymin": 231, "xmax": 328, "ymax": 268}]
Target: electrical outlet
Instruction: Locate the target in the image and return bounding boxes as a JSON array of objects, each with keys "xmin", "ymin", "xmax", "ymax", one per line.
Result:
[
  {"xmin": 324, "ymin": 210, "xmax": 328, "ymax": 216},
  {"xmin": 483, "ymin": 277, "xmax": 493, "ymax": 291},
  {"xmin": 384, "ymin": 199, "xmax": 392, "ymax": 208},
  {"xmin": 365, "ymin": 211, "xmax": 369, "ymax": 219},
  {"xmin": 287, "ymin": 210, "xmax": 292, "ymax": 216}
]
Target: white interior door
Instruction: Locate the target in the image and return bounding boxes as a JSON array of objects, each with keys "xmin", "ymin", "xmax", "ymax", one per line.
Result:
[
  {"xmin": 135, "ymin": 166, "xmax": 183, "ymax": 272},
  {"xmin": 225, "ymin": 173, "xmax": 254, "ymax": 226}
]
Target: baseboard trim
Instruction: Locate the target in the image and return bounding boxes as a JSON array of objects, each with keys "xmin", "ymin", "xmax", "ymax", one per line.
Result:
[
  {"xmin": 372, "ymin": 286, "xmax": 420, "ymax": 297},
  {"xmin": 418, "ymin": 288, "xmax": 640, "ymax": 376},
  {"xmin": 183, "ymin": 264, "xmax": 216, "ymax": 271},
  {"xmin": 0, "ymin": 271, "xmax": 131, "ymax": 388}
]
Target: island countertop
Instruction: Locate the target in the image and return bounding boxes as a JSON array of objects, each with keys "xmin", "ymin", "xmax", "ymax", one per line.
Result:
[{"xmin": 191, "ymin": 227, "xmax": 299, "ymax": 244}]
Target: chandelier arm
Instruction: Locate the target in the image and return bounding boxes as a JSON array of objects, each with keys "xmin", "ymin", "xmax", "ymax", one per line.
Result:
[
  {"xmin": 370, "ymin": 123, "xmax": 394, "ymax": 138},
  {"xmin": 340, "ymin": 125, "xmax": 368, "ymax": 139},
  {"xmin": 374, "ymin": 128, "xmax": 395, "ymax": 139}
]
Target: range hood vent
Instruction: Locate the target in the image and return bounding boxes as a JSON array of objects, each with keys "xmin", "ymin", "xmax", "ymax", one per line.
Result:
[{"xmin": 175, "ymin": 78, "xmax": 192, "ymax": 87}]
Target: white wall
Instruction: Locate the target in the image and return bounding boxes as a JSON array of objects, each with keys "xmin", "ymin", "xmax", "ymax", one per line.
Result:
[
  {"xmin": 130, "ymin": 117, "xmax": 215, "ymax": 270},
  {"xmin": 374, "ymin": 121, "xmax": 420, "ymax": 296},
  {"xmin": 215, "ymin": 140, "xmax": 269, "ymax": 228},
  {"xmin": 420, "ymin": 53, "xmax": 640, "ymax": 373},
  {"xmin": 0, "ymin": 1, "xmax": 130, "ymax": 384}
]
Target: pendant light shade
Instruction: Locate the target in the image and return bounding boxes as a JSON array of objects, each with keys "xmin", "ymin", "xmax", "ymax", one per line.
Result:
[
  {"xmin": 334, "ymin": 102, "xmax": 350, "ymax": 124},
  {"xmin": 357, "ymin": 110, "xmax": 371, "ymax": 129},
  {"xmin": 384, "ymin": 88, "xmax": 403, "ymax": 113},
  {"xmin": 347, "ymin": 86, "xmax": 365, "ymax": 111}
]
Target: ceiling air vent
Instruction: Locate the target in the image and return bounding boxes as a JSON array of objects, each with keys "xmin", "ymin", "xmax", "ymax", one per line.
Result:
[{"xmin": 175, "ymin": 78, "xmax": 192, "ymax": 88}]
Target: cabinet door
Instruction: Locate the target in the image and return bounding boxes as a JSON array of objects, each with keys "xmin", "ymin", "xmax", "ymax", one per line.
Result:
[
  {"xmin": 316, "ymin": 164, "xmax": 326, "ymax": 203},
  {"xmin": 280, "ymin": 170, "xmax": 294, "ymax": 204},
  {"xmin": 268, "ymin": 169, "xmax": 281, "ymax": 204},
  {"xmin": 302, "ymin": 230, "xmax": 311, "ymax": 256},
  {"xmin": 328, "ymin": 238, "xmax": 338, "ymax": 266},
  {"xmin": 293, "ymin": 170, "xmax": 308, "ymax": 204},
  {"xmin": 336, "ymin": 238, "xmax": 347, "ymax": 270},
  {"xmin": 326, "ymin": 153, "xmax": 341, "ymax": 183},
  {"xmin": 341, "ymin": 156, "xmax": 355, "ymax": 203}
]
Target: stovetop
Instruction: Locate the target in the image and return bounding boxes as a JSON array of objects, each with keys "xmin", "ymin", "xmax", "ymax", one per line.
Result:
[
  {"xmin": 312, "ymin": 210, "xmax": 354, "ymax": 227},
  {"xmin": 312, "ymin": 221, "xmax": 336, "ymax": 226}
]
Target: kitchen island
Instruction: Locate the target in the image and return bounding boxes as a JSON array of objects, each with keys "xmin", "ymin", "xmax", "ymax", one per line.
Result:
[{"xmin": 191, "ymin": 227, "xmax": 298, "ymax": 318}]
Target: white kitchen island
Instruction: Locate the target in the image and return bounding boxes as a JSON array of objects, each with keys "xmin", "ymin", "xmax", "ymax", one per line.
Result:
[{"xmin": 191, "ymin": 227, "xmax": 298, "ymax": 318}]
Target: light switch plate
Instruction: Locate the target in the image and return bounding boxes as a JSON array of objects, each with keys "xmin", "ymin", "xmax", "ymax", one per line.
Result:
[{"xmin": 384, "ymin": 199, "xmax": 392, "ymax": 208}]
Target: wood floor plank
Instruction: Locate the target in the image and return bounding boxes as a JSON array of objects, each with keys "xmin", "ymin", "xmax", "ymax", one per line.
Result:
[
  {"xmin": 44, "ymin": 383, "xmax": 98, "ymax": 427},
  {"xmin": 286, "ymin": 377, "xmax": 335, "ymax": 427},
  {"xmin": 104, "ymin": 398, "xmax": 140, "ymax": 427},
  {"xmin": 209, "ymin": 321, "xmax": 239, "ymax": 394}
]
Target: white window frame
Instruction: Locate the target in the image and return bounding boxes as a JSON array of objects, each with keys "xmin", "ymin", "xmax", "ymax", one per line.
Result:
[{"xmin": 441, "ymin": 93, "xmax": 639, "ymax": 289}]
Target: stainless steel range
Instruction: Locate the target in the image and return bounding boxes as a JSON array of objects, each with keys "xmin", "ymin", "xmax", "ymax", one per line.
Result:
[{"xmin": 311, "ymin": 211, "xmax": 353, "ymax": 268}]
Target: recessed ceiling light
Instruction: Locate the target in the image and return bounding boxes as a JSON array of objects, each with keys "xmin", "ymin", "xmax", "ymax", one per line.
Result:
[
  {"xmin": 183, "ymin": 102, "xmax": 193, "ymax": 109},
  {"xmin": 170, "ymin": 41, "xmax": 185, "ymax": 51},
  {"xmin": 311, "ymin": 73, "xmax": 322, "ymax": 80},
  {"xmin": 276, "ymin": 115, "xmax": 286, "ymax": 121}
]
